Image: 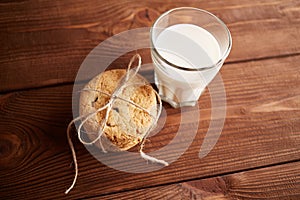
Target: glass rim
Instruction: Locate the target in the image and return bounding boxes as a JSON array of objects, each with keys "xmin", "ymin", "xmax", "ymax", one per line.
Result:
[{"xmin": 150, "ymin": 7, "xmax": 232, "ymax": 71}]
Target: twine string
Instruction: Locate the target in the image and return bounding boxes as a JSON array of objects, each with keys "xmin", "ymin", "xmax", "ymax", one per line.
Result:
[{"xmin": 65, "ymin": 54, "xmax": 168, "ymax": 195}]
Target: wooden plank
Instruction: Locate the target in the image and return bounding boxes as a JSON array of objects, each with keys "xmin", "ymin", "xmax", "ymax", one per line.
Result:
[
  {"xmin": 1, "ymin": 0, "xmax": 300, "ymax": 91},
  {"xmin": 99, "ymin": 161, "xmax": 300, "ymax": 200},
  {"xmin": 0, "ymin": 55, "xmax": 299, "ymax": 199}
]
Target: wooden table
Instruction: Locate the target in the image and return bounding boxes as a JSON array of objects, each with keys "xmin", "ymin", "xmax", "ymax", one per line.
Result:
[{"xmin": 1, "ymin": 0, "xmax": 300, "ymax": 199}]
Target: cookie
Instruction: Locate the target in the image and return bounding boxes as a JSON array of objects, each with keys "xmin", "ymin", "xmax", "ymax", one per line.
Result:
[{"xmin": 79, "ymin": 69, "xmax": 157, "ymax": 151}]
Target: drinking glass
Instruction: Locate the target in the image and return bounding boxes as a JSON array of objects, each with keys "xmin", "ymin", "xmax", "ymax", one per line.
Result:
[{"xmin": 150, "ymin": 7, "xmax": 232, "ymax": 108}]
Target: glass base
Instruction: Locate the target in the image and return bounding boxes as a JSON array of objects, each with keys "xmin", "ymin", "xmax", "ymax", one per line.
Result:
[
  {"xmin": 160, "ymin": 95, "xmax": 197, "ymax": 108},
  {"xmin": 154, "ymin": 71, "xmax": 199, "ymax": 108}
]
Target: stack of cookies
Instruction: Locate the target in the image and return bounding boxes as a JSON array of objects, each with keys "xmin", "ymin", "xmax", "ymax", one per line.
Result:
[{"xmin": 79, "ymin": 69, "xmax": 157, "ymax": 151}]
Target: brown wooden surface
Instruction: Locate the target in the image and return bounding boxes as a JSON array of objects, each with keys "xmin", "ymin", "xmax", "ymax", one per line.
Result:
[
  {"xmin": 99, "ymin": 161, "xmax": 300, "ymax": 200},
  {"xmin": 1, "ymin": 0, "xmax": 300, "ymax": 92},
  {"xmin": 0, "ymin": 0, "xmax": 300, "ymax": 199}
]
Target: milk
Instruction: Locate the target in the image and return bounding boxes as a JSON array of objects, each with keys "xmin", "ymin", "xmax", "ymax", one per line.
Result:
[{"xmin": 152, "ymin": 24, "xmax": 222, "ymax": 107}]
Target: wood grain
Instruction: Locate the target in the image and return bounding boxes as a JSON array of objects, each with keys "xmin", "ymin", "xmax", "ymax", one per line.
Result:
[
  {"xmin": 99, "ymin": 161, "xmax": 300, "ymax": 200},
  {"xmin": 1, "ymin": 0, "xmax": 300, "ymax": 92},
  {"xmin": 0, "ymin": 54, "xmax": 299, "ymax": 199}
]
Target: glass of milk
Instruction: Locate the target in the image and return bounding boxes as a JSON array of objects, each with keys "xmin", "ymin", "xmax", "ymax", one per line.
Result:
[{"xmin": 150, "ymin": 7, "xmax": 232, "ymax": 108}]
